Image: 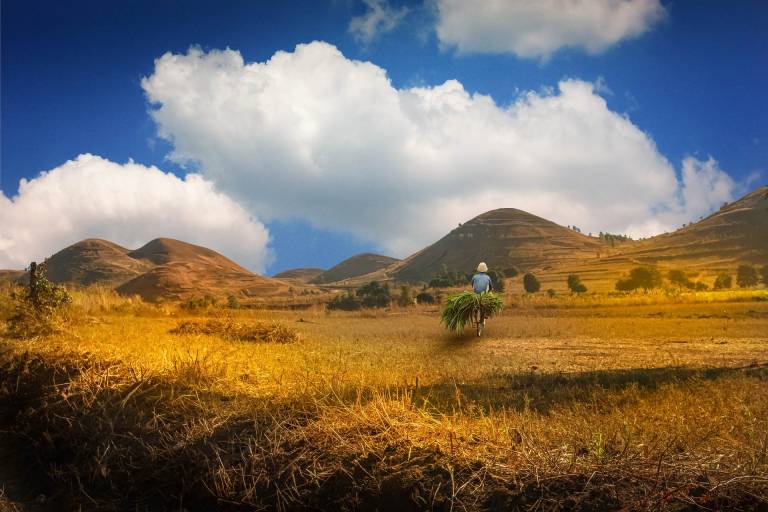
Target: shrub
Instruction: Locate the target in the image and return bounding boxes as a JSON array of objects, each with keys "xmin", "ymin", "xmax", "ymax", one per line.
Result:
[
  {"xmin": 6, "ymin": 261, "xmax": 71, "ymax": 338},
  {"xmin": 615, "ymin": 266, "xmax": 662, "ymax": 291},
  {"xmin": 182, "ymin": 295, "xmax": 217, "ymax": 311},
  {"xmin": 523, "ymin": 273, "xmax": 540, "ymax": 293},
  {"xmin": 736, "ymin": 265, "xmax": 758, "ymax": 288},
  {"xmin": 567, "ymin": 274, "xmax": 587, "ymax": 293},
  {"xmin": 760, "ymin": 265, "xmax": 768, "ymax": 286},
  {"xmin": 415, "ymin": 292, "xmax": 435, "ymax": 304},
  {"xmin": 397, "ymin": 285, "xmax": 414, "ymax": 307},
  {"xmin": 487, "ymin": 269, "xmax": 506, "ymax": 292},
  {"xmin": 327, "ymin": 292, "xmax": 361, "ymax": 311},
  {"xmin": 440, "ymin": 291, "xmax": 503, "ymax": 333},
  {"xmin": 356, "ymin": 281, "xmax": 391, "ymax": 308},
  {"xmin": 714, "ymin": 273, "xmax": 732, "ymax": 290},
  {"xmin": 546, "ymin": 289, "xmax": 557, "ymax": 297},
  {"xmin": 226, "ymin": 295, "xmax": 240, "ymax": 309},
  {"xmin": 503, "ymin": 266, "xmax": 520, "ymax": 278}
]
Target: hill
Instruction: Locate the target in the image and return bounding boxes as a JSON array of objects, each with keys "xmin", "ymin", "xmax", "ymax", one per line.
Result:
[
  {"xmin": 390, "ymin": 208, "xmax": 605, "ymax": 282},
  {"xmin": 4, "ymin": 237, "xmax": 294, "ymax": 302},
  {"xmin": 44, "ymin": 239, "xmax": 153, "ymax": 286},
  {"xmin": 311, "ymin": 253, "xmax": 400, "ymax": 285},
  {"xmin": 552, "ymin": 185, "xmax": 768, "ymax": 290},
  {"xmin": 273, "ymin": 267, "xmax": 325, "ymax": 283},
  {"xmin": 115, "ymin": 238, "xmax": 292, "ymax": 301}
]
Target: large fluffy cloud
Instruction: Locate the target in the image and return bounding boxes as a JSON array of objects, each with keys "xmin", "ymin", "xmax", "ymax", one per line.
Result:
[
  {"xmin": 434, "ymin": 0, "xmax": 666, "ymax": 59},
  {"xmin": 142, "ymin": 42, "xmax": 734, "ymax": 256},
  {"xmin": 0, "ymin": 154, "xmax": 270, "ymax": 271}
]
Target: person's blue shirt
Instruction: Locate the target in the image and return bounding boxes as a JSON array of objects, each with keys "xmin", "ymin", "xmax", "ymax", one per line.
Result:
[{"xmin": 472, "ymin": 272, "xmax": 492, "ymax": 293}]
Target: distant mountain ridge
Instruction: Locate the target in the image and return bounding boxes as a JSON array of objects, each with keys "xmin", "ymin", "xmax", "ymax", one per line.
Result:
[
  {"xmin": 274, "ymin": 268, "xmax": 325, "ymax": 283},
  {"xmin": 311, "ymin": 253, "xmax": 400, "ymax": 284}
]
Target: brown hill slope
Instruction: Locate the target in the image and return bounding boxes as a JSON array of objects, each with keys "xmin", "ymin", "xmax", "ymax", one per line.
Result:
[
  {"xmin": 10, "ymin": 236, "xmax": 293, "ymax": 302},
  {"xmin": 311, "ymin": 253, "xmax": 400, "ymax": 284},
  {"xmin": 116, "ymin": 261, "xmax": 292, "ymax": 302},
  {"xmin": 391, "ymin": 208, "xmax": 605, "ymax": 282},
  {"xmin": 112, "ymin": 238, "xmax": 292, "ymax": 301},
  {"xmin": 551, "ymin": 185, "xmax": 768, "ymax": 290},
  {"xmin": 274, "ymin": 267, "xmax": 325, "ymax": 283},
  {"xmin": 45, "ymin": 239, "xmax": 153, "ymax": 286}
]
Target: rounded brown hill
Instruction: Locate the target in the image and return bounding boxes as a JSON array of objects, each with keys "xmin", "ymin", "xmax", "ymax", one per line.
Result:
[
  {"xmin": 44, "ymin": 239, "xmax": 153, "ymax": 286},
  {"xmin": 116, "ymin": 238, "xmax": 291, "ymax": 302},
  {"xmin": 311, "ymin": 253, "xmax": 400, "ymax": 284},
  {"xmin": 273, "ymin": 267, "xmax": 325, "ymax": 283},
  {"xmin": 392, "ymin": 208, "xmax": 604, "ymax": 282}
]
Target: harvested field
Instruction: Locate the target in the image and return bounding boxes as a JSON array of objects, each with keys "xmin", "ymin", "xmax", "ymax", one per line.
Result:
[{"xmin": 1, "ymin": 288, "xmax": 767, "ymax": 510}]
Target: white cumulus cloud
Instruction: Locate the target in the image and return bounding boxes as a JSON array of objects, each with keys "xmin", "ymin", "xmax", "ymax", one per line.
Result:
[
  {"xmin": 141, "ymin": 42, "xmax": 733, "ymax": 256},
  {"xmin": 349, "ymin": 0, "xmax": 409, "ymax": 44},
  {"xmin": 434, "ymin": 0, "xmax": 666, "ymax": 60},
  {"xmin": 0, "ymin": 154, "xmax": 271, "ymax": 271}
]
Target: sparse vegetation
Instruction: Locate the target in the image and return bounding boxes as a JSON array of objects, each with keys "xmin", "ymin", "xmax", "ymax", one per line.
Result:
[
  {"xmin": 5, "ymin": 261, "xmax": 71, "ymax": 338},
  {"xmin": 523, "ymin": 272, "xmax": 541, "ymax": 293},
  {"xmin": 737, "ymin": 264, "xmax": 759, "ymax": 288},
  {"xmin": 2, "ymin": 287, "xmax": 768, "ymax": 510},
  {"xmin": 428, "ymin": 265, "xmax": 469, "ymax": 288},
  {"xmin": 327, "ymin": 291, "xmax": 361, "ymax": 311}
]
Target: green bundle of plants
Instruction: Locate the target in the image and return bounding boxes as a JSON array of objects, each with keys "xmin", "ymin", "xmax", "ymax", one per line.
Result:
[{"xmin": 440, "ymin": 291, "xmax": 503, "ymax": 333}]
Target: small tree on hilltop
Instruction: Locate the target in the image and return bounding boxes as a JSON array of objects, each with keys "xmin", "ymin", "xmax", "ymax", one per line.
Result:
[
  {"xmin": 567, "ymin": 274, "xmax": 587, "ymax": 293},
  {"xmin": 523, "ymin": 273, "xmax": 540, "ymax": 293},
  {"xmin": 736, "ymin": 265, "xmax": 758, "ymax": 288},
  {"xmin": 714, "ymin": 274, "xmax": 732, "ymax": 290}
]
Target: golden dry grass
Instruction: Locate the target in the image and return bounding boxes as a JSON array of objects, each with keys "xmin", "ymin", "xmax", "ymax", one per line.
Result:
[{"xmin": 1, "ymin": 287, "xmax": 767, "ymax": 510}]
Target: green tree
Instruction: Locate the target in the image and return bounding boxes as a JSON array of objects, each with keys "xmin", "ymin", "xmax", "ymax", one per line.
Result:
[
  {"xmin": 327, "ymin": 291, "xmax": 361, "ymax": 311},
  {"xmin": 398, "ymin": 285, "xmax": 414, "ymax": 307},
  {"xmin": 356, "ymin": 281, "xmax": 391, "ymax": 308},
  {"xmin": 523, "ymin": 273, "xmax": 540, "ymax": 293},
  {"xmin": 736, "ymin": 265, "xmax": 758, "ymax": 288},
  {"xmin": 615, "ymin": 266, "xmax": 662, "ymax": 291},
  {"xmin": 567, "ymin": 274, "xmax": 587, "ymax": 293},
  {"xmin": 668, "ymin": 270, "xmax": 693, "ymax": 289},
  {"xmin": 713, "ymin": 273, "xmax": 732, "ymax": 290}
]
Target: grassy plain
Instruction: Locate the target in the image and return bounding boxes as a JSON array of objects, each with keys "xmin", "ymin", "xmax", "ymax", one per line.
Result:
[{"xmin": 1, "ymin": 287, "xmax": 767, "ymax": 511}]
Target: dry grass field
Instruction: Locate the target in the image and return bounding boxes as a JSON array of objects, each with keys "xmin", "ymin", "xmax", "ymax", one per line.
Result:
[{"xmin": 1, "ymin": 287, "xmax": 767, "ymax": 511}]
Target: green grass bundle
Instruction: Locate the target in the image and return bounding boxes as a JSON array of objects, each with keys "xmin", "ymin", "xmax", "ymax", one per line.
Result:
[{"xmin": 440, "ymin": 291, "xmax": 503, "ymax": 333}]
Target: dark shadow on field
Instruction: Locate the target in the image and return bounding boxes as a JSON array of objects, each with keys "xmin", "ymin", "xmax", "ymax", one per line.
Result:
[{"xmin": 411, "ymin": 362, "xmax": 768, "ymax": 415}]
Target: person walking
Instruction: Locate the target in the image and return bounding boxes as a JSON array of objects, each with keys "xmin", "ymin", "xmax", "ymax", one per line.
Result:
[{"xmin": 472, "ymin": 262, "xmax": 493, "ymax": 294}]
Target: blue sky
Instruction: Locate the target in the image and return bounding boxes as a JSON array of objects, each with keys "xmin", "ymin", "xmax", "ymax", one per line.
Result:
[{"xmin": 1, "ymin": 0, "xmax": 766, "ymax": 274}]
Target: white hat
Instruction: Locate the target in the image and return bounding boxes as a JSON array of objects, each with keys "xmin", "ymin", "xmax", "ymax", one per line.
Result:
[{"xmin": 477, "ymin": 262, "xmax": 488, "ymax": 272}]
